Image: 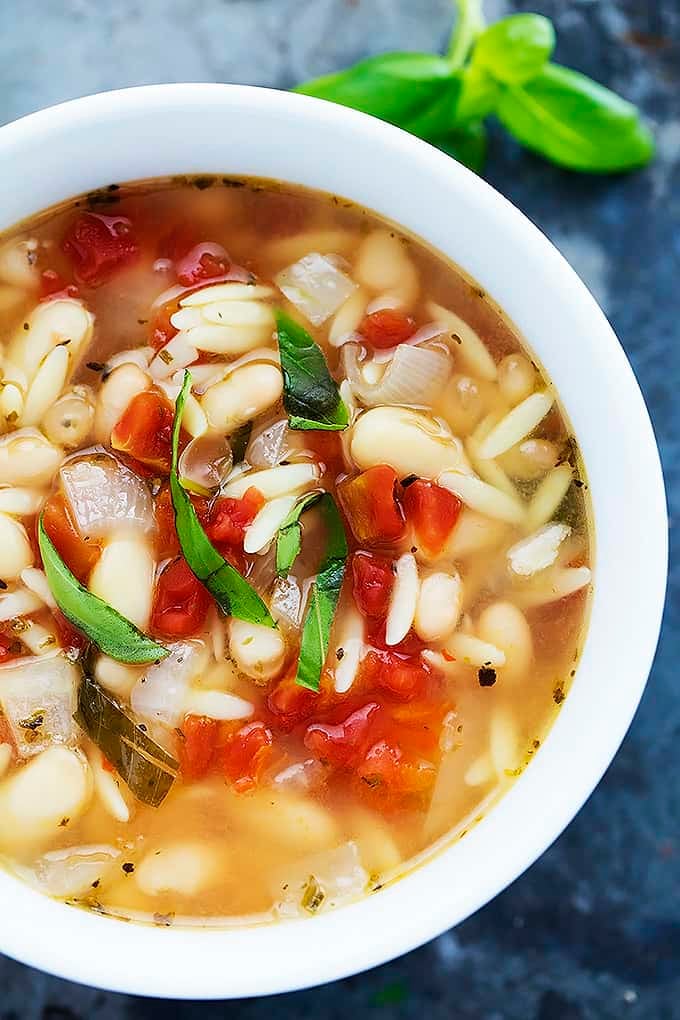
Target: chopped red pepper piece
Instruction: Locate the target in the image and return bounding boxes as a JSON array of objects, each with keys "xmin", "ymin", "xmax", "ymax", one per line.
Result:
[{"xmin": 339, "ymin": 466, "xmax": 405, "ymax": 546}]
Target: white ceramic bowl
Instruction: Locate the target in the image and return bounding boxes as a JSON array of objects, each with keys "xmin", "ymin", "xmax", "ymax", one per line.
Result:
[{"xmin": 0, "ymin": 84, "xmax": 667, "ymax": 998}]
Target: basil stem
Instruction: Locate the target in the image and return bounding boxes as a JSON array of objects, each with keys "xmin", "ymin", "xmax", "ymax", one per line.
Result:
[
  {"xmin": 76, "ymin": 675, "xmax": 178, "ymax": 807},
  {"xmin": 275, "ymin": 310, "xmax": 349, "ymax": 431},
  {"xmin": 171, "ymin": 373, "xmax": 275, "ymax": 627},
  {"xmin": 295, "ymin": 494, "xmax": 348, "ymax": 692},
  {"xmin": 38, "ymin": 518, "xmax": 169, "ymax": 664},
  {"xmin": 276, "ymin": 490, "xmax": 324, "ymax": 576}
]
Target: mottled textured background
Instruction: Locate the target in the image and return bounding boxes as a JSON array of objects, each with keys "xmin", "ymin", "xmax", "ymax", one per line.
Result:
[{"xmin": 0, "ymin": 1, "xmax": 678, "ymax": 1017}]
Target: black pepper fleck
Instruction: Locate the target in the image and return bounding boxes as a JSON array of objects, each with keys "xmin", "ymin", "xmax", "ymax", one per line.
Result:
[
  {"xmin": 122, "ymin": 862, "xmax": 135, "ymax": 874},
  {"xmin": 478, "ymin": 666, "xmax": 497, "ymax": 687}
]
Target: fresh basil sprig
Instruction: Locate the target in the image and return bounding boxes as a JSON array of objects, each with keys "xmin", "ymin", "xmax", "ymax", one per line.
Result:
[
  {"xmin": 38, "ymin": 518, "xmax": 169, "ymax": 664},
  {"xmin": 295, "ymin": 494, "xmax": 348, "ymax": 692},
  {"xmin": 276, "ymin": 490, "xmax": 324, "ymax": 576},
  {"xmin": 275, "ymin": 310, "xmax": 349, "ymax": 431},
  {"xmin": 296, "ymin": 0, "xmax": 654, "ymax": 174},
  {"xmin": 171, "ymin": 373, "xmax": 275, "ymax": 627}
]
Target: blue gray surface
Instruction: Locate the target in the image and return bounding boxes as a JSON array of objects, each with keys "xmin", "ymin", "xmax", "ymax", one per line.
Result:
[{"xmin": 0, "ymin": 1, "xmax": 678, "ymax": 1017}]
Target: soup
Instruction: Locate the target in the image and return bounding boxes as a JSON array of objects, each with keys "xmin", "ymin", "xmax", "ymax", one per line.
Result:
[{"xmin": 0, "ymin": 177, "xmax": 591, "ymax": 925}]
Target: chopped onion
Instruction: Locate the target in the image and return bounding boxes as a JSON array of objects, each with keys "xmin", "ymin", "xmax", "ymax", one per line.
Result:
[
  {"xmin": 274, "ymin": 842, "xmax": 368, "ymax": 918},
  {"xmin": 343, "ymin": 342, "xmax": 451, "ymax": 407},
  {"xmin": 370, "ymin": 321, "xmax": 447, "ymax": 364},
  {"xmin": 270, "ymin": 575, "xmax": 303, "ymax": 630},
  {"xmin": 178, "ymin": 432, "xmax": 233, "ymax": 495},
  {"xmin": 130, "ymin": 642, "xmax": 206, "ymax": 727},
  {"xmin": 34, "ymin": 844, "xmax": 120, "ymax": 898},
  {"xmin": 0, "ymin": 587, "xmax": 44, "ymax": 622},
  {"xmin": 0, "ymin": 653, "xmax": 79, "ymax": 757},
  {"xmin": 507, "ymin": 523, "xmax": 571, "ymax": 576},
  {"xmin": 275, "ymin": 253, "xmax": 357, "ymax": 326},
  {"xmin": 60, "ymin": 454, "xmax": 155, "ymax": 537},
  {"xmin": 365, "ymin": 292, "xmax": 405, "ymax": 314},
  {"xmin": 246, "ymin": 418, "xmax": 291, "ymax": 468}
]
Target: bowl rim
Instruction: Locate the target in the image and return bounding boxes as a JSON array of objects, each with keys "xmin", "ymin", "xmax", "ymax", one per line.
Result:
[{"xmin": 0, "ymin": 82, "xmax": 667, "ymax": 999}]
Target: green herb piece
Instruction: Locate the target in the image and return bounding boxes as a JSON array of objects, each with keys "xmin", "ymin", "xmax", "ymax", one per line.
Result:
[
  {"xmin": 295, "ymin": 494, "xmax": 348, "ymax": 691},
  {"xmin": 76, "ymin": 675, "xmax": 178, "ymax": 807},
  {"xmin": 230, "ymin": 421, "xmax": 252, "ymax": 464},
  {"xmin": 171, "ymin": 374, "xmax": 274, "ymax": 627},
  {"xmin": 275, "ymin": 310, "xmax": 349, "ymax": 432},
  {"xmin": 294, "ymin": 0, "xmax": 654, "ymax": 176},
  {"xmin": 496, "ymin": 63, "xmax": 655, "ymax": 173},
  {"xmin": 38, "ymin": 518, "xmax": 168, "ymax": 664},
  {"xmin": 473, "ymin": 14, "xmax": 554, "ymax": 85},
  {"xmin": 276, "ymin": 491, "xmax": 324, "ymax": 575},
  {"xmin": 301, "ymin": 874, "xmax": 326, "ymax": 913}
]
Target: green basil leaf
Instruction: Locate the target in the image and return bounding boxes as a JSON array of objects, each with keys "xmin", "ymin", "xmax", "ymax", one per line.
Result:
[
  {"xmin": 497, "ymin": 63, "xmax": 655, "ymax": 172},
  {"xmin": 295, "ymin": 52, "xmax": 456, "ymax": 132},
  {"xmin": 435, "ymin": 121, "xmax": 488, "ymax": 173},
  {"xmin": 295, "ymin": 494, "xmax": 348, "ymax": 691},
  {"xmin": 38, "ymin": 519, "xmax": 168, "ymax": 664},
  {"xmin": 171, "ymin": 374, "xmax": 275, "ymax": 627},
  {"xmin": 275, "ymin": 310, "xmax": 349, "ymax": 432},
  {"xmin": 454, "ymin": 63, "xmax": 500, "ymax": 123},
  {"xmin": 76, "ymin": 675, "xmax": 178, "ymax": 807},
  {"xmin": 474, "ymin": 14, "xmax": 555, "ymax": 85},
  {"xmin": 276, "ymin": 491, "xmax": 324, "ymax": 576}
]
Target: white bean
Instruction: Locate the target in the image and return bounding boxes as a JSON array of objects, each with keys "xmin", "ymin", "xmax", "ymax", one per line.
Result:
[
  {"xmin": 477, "ymin": 601, "xmax": 533, "ymax": 681},
  {"xmin": 355, "ymin": 230, "xmax": 419, "ymax": 306},
  {"xmin": 201, "ymin": 363, "xmax": 283, "ymax": 431},
  {"xmin": 351, "ymin": 406, "xmax": 470, "ymax": 480},
  {"xmin": 94, "ymin": 655, "xmax": 143, "ymax": 699},
  {"xmin": 21, "ymin": 345, "xmax": 70, "ymax": 427},
  {"xmin": 88, "ymin": 536, "xmax": 155, "ymax": 630},
  {"xmin": 497, "ymin": 353, "xmax": 536, "ymax": 406},
  {"xmin": 478, "ymin": 391, "xmax": 554, "ymax": 460},
  {"xmin": 229, "ymin": 619, "xmax": 286, "ymax": 681},
  {"xmin": 427, "ymin": 301, "xmax": 497, "ymax": 381},
  {"xmin": 41, "ymin": 385, "xmax": 95, "ymax": 449},
  {"xmin": 0, "ymin": 428, "xmax": 62, "ymax": 487},
  {"xmin": 94, "ymin": 363, "xmax": 150, "ymax": 445},
  {"xmin": 0, "ymin": 747, "xmax": 91, "ymax": 849},
  {"xmin": 223, "ymin": 462, "xmax": 319, "ymax": 500},
  {"xmin": 0, "ymin": 487, "xmax": 44, "ymax": 516},
  {"xmin": 235, "ymin": 789, "xmax": 339, "ymax": 852},
  {"xmin": 439, "ymin": 470, "xmax": 525, "ymax": 525},
  {"xmin": 444, "ymin": 507, "xmax": 509, "ymax": 559},
  {"xmin": 136, "ymin": 843, "xmax": 220, "ymax": 896},
  {"xmin": 0, "ymin": 513, "xmax": 34, "ymax": 580},
  {"xmin": 414, "ymin": 571, "xmax": 462, "ymax": 642},
  {"xmin": 386, "ymin": 553, "xmax": 419, "ymax": 646},
  {"xmin": 526, "ymin": 463, "xmax": 573, "ymax": 530},
  {"xmin": 499, "ymin": 438, "xmax": 559, "ymax": 480},
  {"xmin": 7, "ymin": 299, "xmax": 93, "ymax": 383}
]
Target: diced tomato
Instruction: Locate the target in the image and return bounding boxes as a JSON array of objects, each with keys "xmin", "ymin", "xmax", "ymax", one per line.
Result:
[
  {"xmin": 40, "ymin": 269, "xmax": 78, "ymax": 301},
  {"xmin": 175, "ymin": 242, "xmax": 230, "ymax": 287},
  {"xmin": 220, "ymin": 721, "xmax": 274, "ymax": 793},
  {"xmin": 150, "ymin": 303, "xmax": 179, "ymax": 352},
  {"xmin": 402, "ymin": 479, "xmax": 462, "ymax": 556},
  {"xmin": 351, "ymin": 551, "xmax": 394, "ymax": 620},
  {"xmin": 303, "ymin": 430, "xmax": 346, "ymax": 483},
  {"xmin": 178, "ymin": 714, "xmax": 219, "ymax": 780},
  {"xmin": 339, "ymin": 466, "xmax": 405, "ymax": 546},
  {"xmin": 365, "ymin": 619, "xmax": 425, "ymax": 657},
  {"xmin": 100, "ymin": 754, "xmax": 117, "ymax": 774},
  {"xmin": 52, "ymin": 609, "xmax": 88, "ymax": 657},
  {"xmin": 207, "ymin": 487, "xmax": 264, "ymax": 549},
  {"xmin": 358, "ymin": 739, "xmax": 435, "ymax": 796},
  {"xmin": 359, "ymin": 309, "xmax": 416, "ymax": 350},
  {"xmin": 359, "ymin": 649, "xmax": 431, "ymax": 702},
  {"xmin": 42, "ymin": 492, "xmax": 100, "ymax": 583},
  {"xmin": 267, "ymin": 669, "xmax": 318, "ymax": 733},
  {"xmin": 151, "ymin": 557, "xmax": 211, "ymax": 639},
  {"xmin": 62, "ymin": 212, "xmax": 139, "ymax": 285},
  {"xmin": 154, "ymin": 485, "xmax": 180, "ymax": 558},
  {"xmin": 304, "ymin": 702, "xmax": 382, "ymax": 768},
  {"xmin": 111, "ymin": 390, "xmax": 174, "ymax": 472}
]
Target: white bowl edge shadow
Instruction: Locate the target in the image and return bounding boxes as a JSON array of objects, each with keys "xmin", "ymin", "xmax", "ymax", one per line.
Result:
[{"xmin": 0, "ymin": 84, "xmax": 668, "ymax": 999}]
